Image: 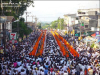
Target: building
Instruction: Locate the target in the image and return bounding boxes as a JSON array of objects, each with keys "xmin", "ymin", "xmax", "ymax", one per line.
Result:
[
  {"xmin": 77, "ymin": 8, "xmax": 100, "ymax": 32},
  {"xmin": 63, "ymin": 14, "xmax": 79, "ymax": 33},
  {"xmin": 77, "ymin": 8, "xmax": 100, "ymax": 17},
  {"xmin": 64, "ymin": 14, "xmax": 78, "ymax": 26},
  {"xmin": 26, "ymin": 22, "xmax": 36, "ymax": 30},
  {"xmin": 0, "ymin": 16, "xmax": 15, "ymax": 45},
  {"xmin": 98, "ymin": 13, "xmax": 100, "ymax": 27}
]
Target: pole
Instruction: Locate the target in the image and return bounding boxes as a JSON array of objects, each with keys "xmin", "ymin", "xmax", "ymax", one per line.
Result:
[
  {"xmin": 60, "ymin": 20, "xmax": 61, "ymax": 30},
  {"xmin": 25, "ymin": 12, "xmax": 31, "ymax": 38},
  {"xmin": 25, "ymin": 12, "xmax": 27, "ymax": 38},
  {"xmin": 3, "ymin": 23, "xmax": 6, "ymax": 55},
  {"xmin": 80, "ymin": 21, "xmax": 81, "ymax": 41},
  {"xmin": 1, "ymin": 0, "xmax": 6, "ymax": 56},
  {"xmin": 17, "ymin": 19, "xmax": 19, "ymax": 43}
]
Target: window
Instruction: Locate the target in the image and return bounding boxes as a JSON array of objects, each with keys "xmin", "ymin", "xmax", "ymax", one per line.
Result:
[
  {"xmin": 85, "ymin": 17, "xmax": 88, "ymax": 20},
  {"xmin": 82, "ymin": 12, "xmax": 85, "ymax": 14},
  {"xmin": 85, "ymin": 25, "xmax": 88, "ymax": 28},
  {"xmin": 78, "ymin": 12, "xmax": 81, "ymax": 14}
]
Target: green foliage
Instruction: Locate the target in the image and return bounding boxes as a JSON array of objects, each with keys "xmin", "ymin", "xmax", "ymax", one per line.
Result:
[
  {"xmin": 51, "ymin": 18, "xmax": 64, "ymax": 30},
  {"xmin": 42, "ymin": 25, "xmax": 50, "ymax": 29},
  {"xmin": 51, "ymin": 21, "xmax": 58, "ymax": 29},
  {"xmin": 37, "ymin": 22, "xmax": 42, "ymax": 29},
  {"xmin": 57, "ymin": 23, "xmax": 60, "ymax": 29},
  {"xmin": 90, "ymin": 43, "xmax": 95, "ymax": 48},
  {"xmin": 0, "ymin": 0, "xmax": 34, "ymax": 19},
  {"xmin": 12, "ymin": 17, "xmax": 32, "ymax": 38}
]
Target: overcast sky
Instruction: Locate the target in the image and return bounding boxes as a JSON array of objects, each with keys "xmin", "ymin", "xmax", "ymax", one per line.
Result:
[{"xmin": 22, "ymin": 1, "xmax": 99, "ymax": 23}]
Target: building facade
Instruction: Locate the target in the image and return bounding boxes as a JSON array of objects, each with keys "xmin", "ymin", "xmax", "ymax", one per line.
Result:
[
  {"xmin": 0, "ymin": 16, "xmax": 14, "ymax": 45},
  {"xmin": 77, "ymin": 8, "xmax": 100, "ymax": 32}
]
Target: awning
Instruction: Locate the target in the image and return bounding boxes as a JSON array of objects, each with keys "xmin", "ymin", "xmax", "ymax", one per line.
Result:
[
  {"xmin": 91, "ymin": 33, "xmax": 96, "ymax": 37},
  {"xmin": 91, "ymin": 32, "xmax": 100, "ymax": 37}
]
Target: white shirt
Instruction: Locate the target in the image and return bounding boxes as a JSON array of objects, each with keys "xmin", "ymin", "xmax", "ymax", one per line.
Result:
[
  {"xmin": 63, "ymin": 65, "xmax": 67, "ymax": 71},
  {"xmin": 20, "ymin": 71, "xmax": 26, "ymax": 75},
  {"xmin": 32, "ymin": 70, "xmax": 37, "ymax": 75},
  {"xmin": 81, "ymin": 65, "xmax": 85, "ymax": 72},
  {"xmin": 64, "ymin": 72, "xmax": 68, "ymax": 75},
  {"xmin": 17, "ymin": 61, "xmax": 22, "ymax": 66},
  {"xmin": 37, "ymin": 70, "xmax": 41, "ymax": 75},
  {"xmin": 80, "ymin": 71, "xmax": 84, "ymax": 75},
  {"xmin": 39, "ymin": 66, "xmax": 44, "ymax": 70},
  {"xmin": 15, "ymin": 66, "xmax": 23, "ymax": 72},
  {"xmin": 72, "ymin": 69, "xmax": 76, "ymax": 74},
  {"xmin": 40, "ymin": 71, "xmax": 44, "ymax": 75}
]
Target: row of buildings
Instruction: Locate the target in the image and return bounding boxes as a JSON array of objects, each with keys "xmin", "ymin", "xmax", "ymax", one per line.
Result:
[{"xmin": 63, "ymin": 8, "xmax": 100, "ymax": 36}]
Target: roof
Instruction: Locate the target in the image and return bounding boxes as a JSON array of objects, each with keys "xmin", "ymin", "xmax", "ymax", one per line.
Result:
[
  {"xmin": 64, "ymin": 14, "xmax": 76, "ymax": 18},
  {"xmin": 26, "ymin": 22, "xmax": 35, "ymax": 26},
  {"xmin": 82, "ymin": 15, "xmax": 98, "ymax": 20},
  {"xmin": 6, "ymin": 16, "xmax": 15, "ymax": 22}
]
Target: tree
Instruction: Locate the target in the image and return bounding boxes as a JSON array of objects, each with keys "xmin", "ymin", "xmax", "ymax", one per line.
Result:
[
  {"xmin": 51, "ymin": 21, "xmax": 58, "ymax": 29},
  {"xmin": 60, "ymin": 18, "xmax": 64, "ymax": 30},
  {"xmin": 12, "ymin": 17, "xmax": 32, "ymax": 38},
  {"xmin": 51, "ymin": 18, "xmax": 64, "ymax": 30},
  {"xmin": 0, "ymin": 0, "xmax": 34, "ymax": 19},
  {"xmin": 37, "ymin": 22, "xmax": 42, "ymax": 29}
]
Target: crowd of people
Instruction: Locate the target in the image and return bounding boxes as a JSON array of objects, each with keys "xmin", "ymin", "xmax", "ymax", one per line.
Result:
[{"xmin": 0, "ymin": 30, "xmax": 100, "ymax": 75}]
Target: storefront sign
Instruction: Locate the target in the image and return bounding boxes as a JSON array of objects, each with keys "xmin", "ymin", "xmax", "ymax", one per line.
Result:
[{"xmin": 10, "ymin": 33, "xmax": 17, "ymax": 40}]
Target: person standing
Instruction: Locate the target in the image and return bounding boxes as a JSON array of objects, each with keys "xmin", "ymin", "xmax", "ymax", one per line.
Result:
[{"xmin": 75, "ymin": 63, "xmax": 81, "ymax": 75}]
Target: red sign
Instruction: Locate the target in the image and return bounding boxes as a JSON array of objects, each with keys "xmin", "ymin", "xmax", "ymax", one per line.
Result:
[{"xmin": 10, "ymin": 33, "xmax": 17, "ymax": 40}]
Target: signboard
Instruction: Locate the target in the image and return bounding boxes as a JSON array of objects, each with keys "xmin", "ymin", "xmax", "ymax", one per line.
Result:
[
  {"xmin": 9, "ymin": 40, "xmax": 17, "ymax": 44},
  {"xmin": 10, "ymin": 33, "xmax": 17, "ymax": 40}
]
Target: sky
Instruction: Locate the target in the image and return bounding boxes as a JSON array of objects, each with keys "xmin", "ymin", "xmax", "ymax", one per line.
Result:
[{"xmin": 22, "ymin": 1, "xmax": 99, "ymax": 23}]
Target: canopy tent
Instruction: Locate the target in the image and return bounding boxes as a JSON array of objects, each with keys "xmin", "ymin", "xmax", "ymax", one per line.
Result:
[
  {"xmin": 91, "ymin": 32, "xmax": 100, "ymax": 37},
  {"xmin": 83, "ymin": 36, "xmax": 98, "ymax": 45}
]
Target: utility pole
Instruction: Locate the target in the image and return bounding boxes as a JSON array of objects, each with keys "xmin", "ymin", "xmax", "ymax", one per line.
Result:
[
  {"xmin": 25, "ymin": 12, "xmax": 31, "ymax": 38},
  {"xmin": 35, "ymin": 16, "xmax": 38, "ymax": 30},
  {"xmin": 27, "ymin": 15, "xmax": 34, "ymax": 30}
]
